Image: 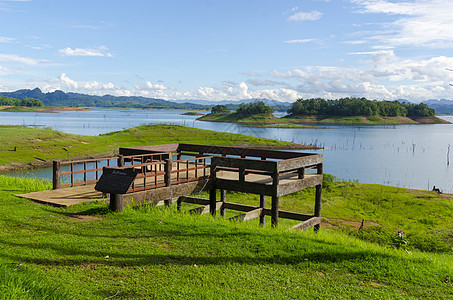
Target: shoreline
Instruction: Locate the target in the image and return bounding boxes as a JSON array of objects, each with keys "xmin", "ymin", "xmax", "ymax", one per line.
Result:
[{"xmin": 197, "ymin": 113, "xmax": 450, "ymax": 125}]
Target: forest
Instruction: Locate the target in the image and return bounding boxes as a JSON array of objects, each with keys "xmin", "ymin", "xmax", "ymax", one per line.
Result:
[
  {"xmin": 0, "ymin": 96, "xmax": 43, "ymax": 107},
  {"xmin": 287, "ymin": 97, "xmax": 435, "ymax": 118}
]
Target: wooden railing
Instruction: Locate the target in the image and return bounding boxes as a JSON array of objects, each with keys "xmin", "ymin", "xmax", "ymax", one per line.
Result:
[
  {"xmin": 53, "ymin": 157, "xmax": 119, "ymax": 189},
  {"xmin": 53, "ymin": 152, "xmax": 170, "ymax": 190},
  {"xmin": 52, "ymin": 152, "xmax": 212, "ymax": 193}
]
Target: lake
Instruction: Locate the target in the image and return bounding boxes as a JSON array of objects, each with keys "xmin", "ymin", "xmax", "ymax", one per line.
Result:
[{"xmin": 2, "ymin": 109, "xmax": 453, "ymax": 193}]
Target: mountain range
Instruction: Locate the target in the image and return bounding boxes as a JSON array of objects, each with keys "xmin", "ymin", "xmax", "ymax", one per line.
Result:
[
  {"xmin": 1, "ymin": 88, "xmax": 453, "ymax": 114},
  {"xmin": 0, "ymin": 88, "xmax": 291, "ymax": 111}
]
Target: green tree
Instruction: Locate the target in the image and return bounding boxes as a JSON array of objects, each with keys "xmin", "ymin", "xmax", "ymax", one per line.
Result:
[{"xmin": 211, "ymin": 104, "xmax": 229, "ymax": 114}]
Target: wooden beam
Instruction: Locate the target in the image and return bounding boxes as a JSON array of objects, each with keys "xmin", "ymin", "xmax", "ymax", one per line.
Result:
[
  {"xmin": 122, "ymin": 178, "xmax": 212, "ymax": 206},
  {"xmin": 223, "ymin": 202, "xmax": 259, "ymax": 212},
  {"xmin": 178, "ymin": 196, "xmax": 210, "ymax": 205},
  {"xmin": 229, "ymin": 208, "xmax": 263, "ymax": 222},
  {"xmin": 179, "ymin": 143, "xmax": 313, "ymax": 159},
  {"xmin": 212, "ymin": 156, "xmax": 277, "ymax": 172},
  {"xmin": 188, "ymin": 201, "xmax": 223, "ymax": 215},
  {"xmin": 276, "ymin": 154, "xmax": 323, "ymax": 173},
  {"xmin": 223, "ymin": 202, "xmax": 314, "ymax": 221},
  {"xmin": 289, "ymin": 217, "xmax": 321, "ymax": 231},
  {"xmin": 215, "ymin": 179, "xmax": 274, "ymax": 196},
  {"xmin": 277, "ymin": 174, "xmax": 323, "ymax": 197}
]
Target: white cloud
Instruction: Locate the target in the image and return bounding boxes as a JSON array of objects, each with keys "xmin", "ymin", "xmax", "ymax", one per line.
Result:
[
  {"xmin": 352, "ymin": 0, "xmax": 453, "ymax": 48},
  {"xmin": 284, "ymin": 39, "xmax": 315, "ymax": 44},
  {"xmin": 0, "ymin": 53, "xmax": 43, "ymax": 65},
  {"xmin": 266, "ymin": 51, "xmax": 453, "ymax": 101},
  {"xmin": 0, "ymin": 36, "xmax": 14, "ymax": 43},
  {"xmin": 135, "ymin": 81, "xmax": 167, "ymax": 91},
  {"xmin": 288, "ymin": 10, "xmax": 323, "ymax": 21},
  {"xmin": 58, "ymin": 73, "xmax": 78, "ymax": 90},
  {"xmin": 58, "ymin": 47, "xmax": 113, "ymax": 57}
]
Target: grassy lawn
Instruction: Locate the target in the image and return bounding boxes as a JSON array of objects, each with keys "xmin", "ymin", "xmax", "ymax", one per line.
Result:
[
  {"xmin": 0, "ymin": 124, "xmax": 300, "ymax": 171},
  {"xmin": 0, "ymin": 175, "xmax": 452, "ymax": 299}
]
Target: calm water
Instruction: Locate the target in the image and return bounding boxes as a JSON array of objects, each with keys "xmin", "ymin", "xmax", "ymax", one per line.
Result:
[{"xmin": 3, "ymin": 109, "xmax": 453, "ymax": 193}]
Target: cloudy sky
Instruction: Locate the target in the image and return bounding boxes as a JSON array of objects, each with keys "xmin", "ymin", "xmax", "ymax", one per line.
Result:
[{"xmin": 1, "ymin": 0, "xmax": 453, "ymax": 102}]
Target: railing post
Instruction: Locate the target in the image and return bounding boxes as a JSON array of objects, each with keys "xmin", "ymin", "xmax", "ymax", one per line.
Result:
[
  {"xmin": 259, "ymin": 195, "xmax": 265, "ymax": 226},
  {"xmin": 117, "ymin": 155, "xmax": 124, "ymax": 167},
  {"xmin": 210, "ymin": 158, "xmax": 217, "ymax": 216},
  {"xmin": 271, "ymin": 171, "xmax": 280, "ymax": 227},
  {"xmin": 314, "ymin": 163, "xmax": 323, "ymax": 231},
  {"xmin": 52, "ymin": 160, "xmax": 61, "ymax": 190},
  {"xmin": 220, "ymin": 189, "xmax": 226, "ymax": 217},
  {"xmin": 164, "ymin": 158, "xmax": 172, "ymax": 187}
]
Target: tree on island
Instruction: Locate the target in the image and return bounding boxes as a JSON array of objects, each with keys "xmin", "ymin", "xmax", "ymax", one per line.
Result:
[
  {"xmin": 210, "ymin": 104, "xmax": 229, "ymax": 114},
  {"xmin": 287, "ymin": 97, "xmax": 435, "ymax": 118},
  {"xmin": 236, "ymin": 100, "xmax": 273, "ymax": 116}
]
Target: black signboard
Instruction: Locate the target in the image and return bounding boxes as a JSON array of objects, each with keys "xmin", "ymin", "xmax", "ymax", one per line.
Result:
[{"xmin": 95, "ymin": 167, "xmax": 137, "ymax": 194}]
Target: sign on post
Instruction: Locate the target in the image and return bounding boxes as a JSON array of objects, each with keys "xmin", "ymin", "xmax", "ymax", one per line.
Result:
[{"xmin": 95, "ymin": 167, "xmax": 137, "ymax": 194}]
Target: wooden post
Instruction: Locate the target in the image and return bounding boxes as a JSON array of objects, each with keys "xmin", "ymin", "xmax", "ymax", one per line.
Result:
[
  {"xmin": 220, "ymin": 189, "xmax": 226, "ymax": 217},
  {"xmin": 117, "ymin": 155, "xmax": 124, "ymax": 167},
  {"xmin": 314, "ymin": 163, "xmax": 323, "ymax": 231},
  {"xmin": 298, "ymin": 167, "xmax": 305, "ymax": 179},
  {"xmin": 271, "ymin": 171, "xmax": 280, "ymax": 227},
  {"xmin": 239, "ymin": 154, "xmax": 246, "ymax": 182},
  {"xmin": 52, "ymin": 160, "xmax": 61, "ymax": 190},
  {"xmin": 110, "ymin": 193, "xmax": 123, "ymax": 212},
  {"xmin": 209, "ymin": 188, "xmax": 216, "ymax": 216},
  {"xmin": 164, "ymin": 158, "xmax": 172, "ymax": 187},
  {"xmin": 259, "ymin": 195, "xmax": 265, "ymax": 226},
  {"xmin": 210, "ymin": 160, "xmax": 217, "ymax": 216}
]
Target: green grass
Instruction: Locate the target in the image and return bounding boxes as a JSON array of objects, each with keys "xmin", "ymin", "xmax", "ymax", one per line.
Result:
[
  {"xmin": 0, "ymin": 124, "xmax": 297, "ymax": 170},
  {"xmin": 1, "ymin": 175, "xmax": 452, "ymax": 299}
]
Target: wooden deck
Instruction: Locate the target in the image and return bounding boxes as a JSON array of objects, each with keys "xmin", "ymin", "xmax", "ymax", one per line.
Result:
[
  {"xmin": 17, "ymin": 185, "xmax": 105, "ymax": 207},
  {"xmin": 21, "ymin": 143, "xmax": 323, "ymax": 230},
  {"xmin": 17, "ymin": 163, "xmax": 207, "ymax": 207}
]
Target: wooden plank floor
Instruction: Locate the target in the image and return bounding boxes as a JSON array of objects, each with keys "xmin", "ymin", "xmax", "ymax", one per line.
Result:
[
  {"xmin": 17, "ymin": 163, "xmax": 209, "ymax": 207},
  {"xmin": 17, "ymin": 185, "xmax": 105, "ymax": 207}
]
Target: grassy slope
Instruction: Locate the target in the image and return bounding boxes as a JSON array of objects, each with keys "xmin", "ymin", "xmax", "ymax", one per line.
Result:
[
  {"xmin": 0, "ymin": 176, "xmax": 452, "ymax": 299},
  {"xmin": 0, "ymin": 124, "xmax": 299, "ymax": 171}
]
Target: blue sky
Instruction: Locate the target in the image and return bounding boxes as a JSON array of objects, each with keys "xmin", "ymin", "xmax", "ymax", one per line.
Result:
[{"xmin": 1, "ymin": 0, "xmax": 453, "ymax": 102}]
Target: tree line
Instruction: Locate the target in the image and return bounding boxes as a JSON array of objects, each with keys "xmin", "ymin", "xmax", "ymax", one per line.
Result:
[
  {"xmin": 0, "ymin": 96, "xmax": 43, "ymax": 107},
  {"xmin": 287, "ymin": 97, "xmax": 435, "ymax": 118},
  {"xmin": 211, "ymin": 101, "xmax": 273, "ymax": 116}
]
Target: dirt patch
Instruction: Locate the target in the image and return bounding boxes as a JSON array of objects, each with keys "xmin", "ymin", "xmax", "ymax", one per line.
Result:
[{"xmin": 80, "ymin": 141, "xmax": 90, "ymax": 144}]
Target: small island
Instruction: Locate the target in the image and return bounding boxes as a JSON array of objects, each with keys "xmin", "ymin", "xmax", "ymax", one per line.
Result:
[{"xmin": 198, "ymin": 98, "xmax": 449, "ymax": 125}]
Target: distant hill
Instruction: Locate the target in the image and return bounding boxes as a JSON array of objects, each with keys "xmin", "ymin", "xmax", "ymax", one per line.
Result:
[
  {"xmin": 172, "ymin": 98, "xmax": 292, "ymax": 106},
  {"xmin": 0, "ymin": 88, "xmax": 191, "ymax": 109},
  {"xmin": 422, "ymin": 99, "xmax": 453, "ymax": 115},
  {"xmin": 0, "ymin": 88, "xmax": 292, "ymax": 111}
]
